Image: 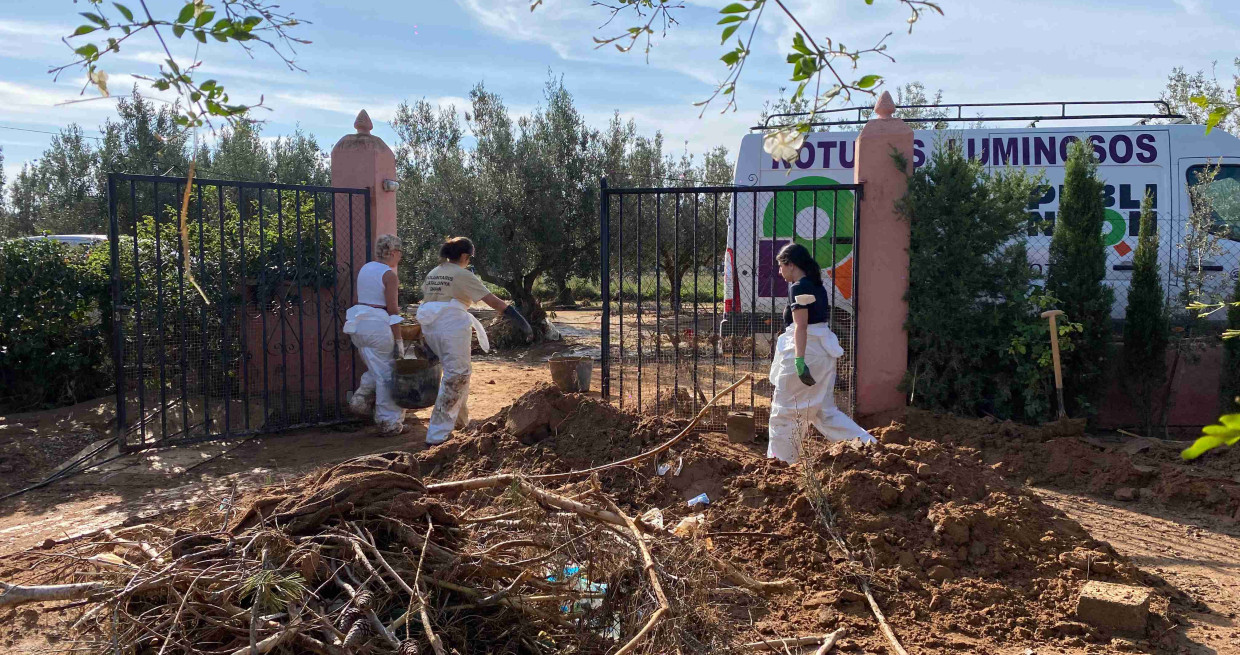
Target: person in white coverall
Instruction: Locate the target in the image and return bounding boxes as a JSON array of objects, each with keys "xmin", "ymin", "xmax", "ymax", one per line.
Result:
[
  {"xmin": 418, "ymin": 237, "xmax": 533, "ymax": 446},
  {"xmin": 767, "ymin": 242, "xmax": 874, "ymax": 463},
  {"xmin": 344, "ymin": 234, "xmax": 407, "ymax": 435}
]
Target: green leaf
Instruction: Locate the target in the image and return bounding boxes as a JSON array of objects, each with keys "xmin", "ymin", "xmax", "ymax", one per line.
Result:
[
  {"xmin": 172, "ymin": 24, "xmax": 186, "ymax": 38},
  {"xmin": 73, "ymin": 25, "xmax": 98, "ymax": 36},
  {"xmin": 212, "ymin": 31, "xmax": 228, "ymax": 42},
  {"xmin": 720, "ymin": 3, "xmax": 750, "ymax": 13},
  {"xmin": 857, "ymin": 74, "xmax": 881, "ymax": 89},
  {"xmin": 1206, "ymin": 107, "xmax": 1228, "ymax": 133},
  {"xmin": 114, "ymin": 3, "xmax": 134, "ymax": 22},
  {"xmin": 194, "ymin": 29, "xmax": 207, "ymax": 43},
  {"xmin": 1188, "ymin": 94, "xmax": 1210, "ymax": 109},
  {"xmin": 721, "ymin": 50, "xmax": 741, "ymax": 66},
  {"xmin": 176, "ymin": 3, "xmax": 196, "ymax": 24},
  {"xmin": 717, "ymin": 15, "xmax": 744, "ymax": 24},
  {"xmin": 1182, "ymin": 414, "xmax": 1240, "ymax": 459},
  {"xmin": 195, "ymin": 10, "xmax": 215, "ymax": 28},
  {"xmin": 80, "ymin": 12, "xmax": 107, "ymax": 26},
  {"xmin": 721, "ymin": 24, "xmax": 739, "ymax": 43},
  {"xmin": 74, "ymin": 43, "xmax": 100, "ymax": 58},
  {"xmin": 791, "ymin": 32, "xmax": 813, "ymax": 56}
]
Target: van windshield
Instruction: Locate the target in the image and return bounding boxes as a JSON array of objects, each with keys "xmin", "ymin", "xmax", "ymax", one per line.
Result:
[{"xmin": 1187, "ymin": 164, "xmax": 1240, "ymax": 241}]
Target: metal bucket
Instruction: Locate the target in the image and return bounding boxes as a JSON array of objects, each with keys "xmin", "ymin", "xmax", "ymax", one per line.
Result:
[
  {"xmin": 393, "ymin": 358, "xmax": 440, "ymax": 409},
  {"xmin": 548, "ymin": 356, "xmax": 593, "ymax": 393}
]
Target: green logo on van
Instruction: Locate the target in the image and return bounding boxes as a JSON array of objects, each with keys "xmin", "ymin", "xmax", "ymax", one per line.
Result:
[
  {"xmin": 1103, "ymin": 209, "xmax": 1126, "ymax": 248},
  {"xmin": 761, "ymin": 176, "xmax": 855, "ymax": 267}
]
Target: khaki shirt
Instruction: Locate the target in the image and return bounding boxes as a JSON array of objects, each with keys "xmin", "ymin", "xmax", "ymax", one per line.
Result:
[{"xmin": 421, "ymin": 263, "xmax": 490, "ymax": 305}]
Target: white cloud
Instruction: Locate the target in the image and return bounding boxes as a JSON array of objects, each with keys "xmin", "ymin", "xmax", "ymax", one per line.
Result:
[
  {"xmin": 454, "ymin": 0, "xmax": 725, "ymax": 86},
  {"xmin": 1174, "ymin": 0, "xmax": 1205, "ymax": 15},
  {"xmin": 0, "ymin": 19, "xmax": 66, "ymax": 59}
]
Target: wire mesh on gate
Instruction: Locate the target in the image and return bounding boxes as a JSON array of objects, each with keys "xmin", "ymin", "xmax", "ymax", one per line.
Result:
[
  {"xmin": 107, "ymin": 173, "xmax": 370, "ymax": 452},
  {"xmin": 599, "ymin": 180, "xmax": 863, "ymax": 436}
]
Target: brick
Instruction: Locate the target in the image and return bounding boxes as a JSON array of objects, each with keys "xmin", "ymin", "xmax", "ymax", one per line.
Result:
[{"xmin": 1076, "ymin": 581, "xmax": 1150, "ymax": 634}]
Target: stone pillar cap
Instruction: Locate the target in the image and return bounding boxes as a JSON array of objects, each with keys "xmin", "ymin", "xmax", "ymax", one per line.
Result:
[
  {"xmin": 874, "ymin": 91, "xmax": 896, "ymax": 119},
  {"xmin": 354, "ymin": 110, "xmax": 373, "ymax": 135}
]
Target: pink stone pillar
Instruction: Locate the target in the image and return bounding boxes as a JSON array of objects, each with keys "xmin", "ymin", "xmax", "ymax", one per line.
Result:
[
  {"xmin": 331, "ymin": 110, "xmax": 398, "ymax": 257},
  {"xmin": 853, "ymin": 91, "xmax": 913, "ymax": 424},
  {"xmin": 330, "ymin": 110, "xmax": 398, "ymax": 390}
]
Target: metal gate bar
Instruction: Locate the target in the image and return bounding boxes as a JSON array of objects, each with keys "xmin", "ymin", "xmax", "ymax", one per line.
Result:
[
  {"xmin": 107, "ymin": 173, "xmax": 371, "ymax": 452},
  {"xmin": 599, "ymin": 180, "xmax": 863, "ymax": 433}
]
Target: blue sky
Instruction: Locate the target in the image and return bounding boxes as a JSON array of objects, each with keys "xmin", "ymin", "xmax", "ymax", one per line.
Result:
[{"xmin": 2, "ymin": 0, "xmax": 1239, "ymax": 185}]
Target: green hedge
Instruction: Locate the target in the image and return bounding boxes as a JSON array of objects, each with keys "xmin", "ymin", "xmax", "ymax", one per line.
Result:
[{"xmin": 0, "ymin": 238, "xmax": 112, "ymax": 411}]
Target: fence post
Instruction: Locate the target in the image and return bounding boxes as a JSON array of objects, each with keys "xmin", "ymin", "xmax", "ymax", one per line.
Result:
[
  {"xmin": 852, "ymin": 91, "xmax": 913, "ymax": 424},
  {"xmin": 600, "ymin": 178, "xmax": 611, "ymax": 398},
  {"xmin": 331, "ymin": 110, "xmax": 397, "ymax": 259},
  {"xmin": 107, "ymin": 173, "xmax": 130, "ymax": 449},
  {"xmin": 330, "ymin": 110, "xmax": 397, "ymax": 397}
]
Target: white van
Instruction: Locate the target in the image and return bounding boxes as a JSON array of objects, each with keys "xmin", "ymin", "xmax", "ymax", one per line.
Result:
[{"xmin": 723, "ymin": 104, "xmax": 1240, "ymax": 330}]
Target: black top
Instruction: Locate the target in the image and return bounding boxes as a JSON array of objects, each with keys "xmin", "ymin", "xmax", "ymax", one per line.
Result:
[{"xmin": 782, "ymin": 276, "xmax": 832, "ymax": 327}]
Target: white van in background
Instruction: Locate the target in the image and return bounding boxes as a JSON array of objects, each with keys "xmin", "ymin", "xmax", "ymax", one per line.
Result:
[{"xmin": 723, "ymin": 102, "xmax": 1240, "ymax": 331}]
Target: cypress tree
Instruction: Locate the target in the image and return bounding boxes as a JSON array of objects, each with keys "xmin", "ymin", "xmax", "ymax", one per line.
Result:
[
  {"xmin": 1046, "ymin": 139, "xmax": 1115, "ymax": 416},
  {"xmin": 1121, "ymin": 192, "xmax": 1168, "ymax": 434},
  {"xmin": 900, "ymin": 140, "xmax": 1039, "ymax": 418}
]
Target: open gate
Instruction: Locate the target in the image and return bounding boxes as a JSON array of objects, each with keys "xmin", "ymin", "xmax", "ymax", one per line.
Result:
[
  {"xmin": 598, "ymin": 180, "xmax": 863, "ymax": 434},
  {"xmin": 107, "ymin": 173, "xmax": 371, "ymax": 452}
]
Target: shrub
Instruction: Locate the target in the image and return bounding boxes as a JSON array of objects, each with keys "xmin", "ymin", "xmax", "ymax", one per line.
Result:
[
  {"xmin": 1121, "ymin": 192, "xmax": 1170, "ymax": 433},
  {"xmin": 0, "ymin": 238, "xmax": 112, "ymax": 411},
  {"xmin": 899, "ymin": 139, "xmax": 1053, "ymax": 421},
  {"xmin": 1046, "ymin": 139, "xmax": 1115, "ymax": 417}
]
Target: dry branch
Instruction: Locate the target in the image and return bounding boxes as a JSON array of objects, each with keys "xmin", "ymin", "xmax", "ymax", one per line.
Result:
[{"xmin": 0, "ymin": 581, "xmax": 111, "ymax": 608}]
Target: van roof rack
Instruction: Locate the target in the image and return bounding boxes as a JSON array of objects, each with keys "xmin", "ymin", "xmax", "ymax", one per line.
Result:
[{"xmin": 754, "ymin": 100, "xmax": 1185, "ymax": 130}]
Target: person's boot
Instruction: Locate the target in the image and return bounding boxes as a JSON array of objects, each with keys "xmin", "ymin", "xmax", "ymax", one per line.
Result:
[
  {"xmin": 454, "ymin": 404, "xmax": 470, "ymax": 430},
  {"xmin": 349, "ymin": 390, "xmax": 375, "ymax": 418}
]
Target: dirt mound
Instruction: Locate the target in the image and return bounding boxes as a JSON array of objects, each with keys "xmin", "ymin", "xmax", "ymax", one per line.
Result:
[
  {"xmin": 419, "ymin": 383, "xmax": 682, "ymax": 480},
  {"xmin": 411, "ymin": 387, "xmax": 1162, "ymax": 650},
  {"xmin": 903, "ymin": 409, "xmax": 1240, "ymax": 519}
]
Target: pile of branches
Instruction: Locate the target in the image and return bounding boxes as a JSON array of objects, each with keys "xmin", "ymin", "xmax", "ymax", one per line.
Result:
[{"xmin": 1, "ymin": 378, "xmax": 851, "ymax": 654}]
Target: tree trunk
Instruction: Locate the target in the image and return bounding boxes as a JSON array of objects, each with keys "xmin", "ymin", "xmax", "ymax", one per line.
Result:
[
  {"xmin": 552, "ymin": 272, "xmax": 576, "ymax": 308},
  {"xmin": 490, "ymin": 278, "xmax": 547, "ymax": 349}
]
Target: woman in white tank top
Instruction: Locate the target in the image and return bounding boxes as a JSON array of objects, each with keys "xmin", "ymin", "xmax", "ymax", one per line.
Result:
[{"xmin": 342, "ymin": 234, "xmax": 406, "ymax": 435}]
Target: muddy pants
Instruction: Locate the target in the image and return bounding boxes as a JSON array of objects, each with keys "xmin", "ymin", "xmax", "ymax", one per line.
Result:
[
  {"xmin": 417, "ymin": 300, "xmax": 489, "ymax": 445},
  {"xmin": 343, "ymin": 305, "xmax": 405, "ymax": 434},
  {"xmin": 767, "ymin": 323, "xmax": 873, "ymax": 464}
]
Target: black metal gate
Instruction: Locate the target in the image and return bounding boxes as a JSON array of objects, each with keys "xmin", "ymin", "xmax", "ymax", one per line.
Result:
[
  {"xmin": 107, "ymin": 173, "xmax": 371, "ymax": 451},
  {"xmin": 598, "ymin": 180, "xmax": 862, "ymax": 433}
]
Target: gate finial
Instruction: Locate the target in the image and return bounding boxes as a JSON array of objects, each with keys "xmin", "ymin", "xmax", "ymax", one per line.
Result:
[
  {"xmin": 354, "ymin": 110, "xmax": 374, "ymax": 135},
  {"xmin": 874, "ymin": 91, "xmax": 896, "ymax": 119}
]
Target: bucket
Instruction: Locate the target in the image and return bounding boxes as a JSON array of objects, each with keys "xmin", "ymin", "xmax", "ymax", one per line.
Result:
[
  {"xmin": 392, "ymin": 358, "xmax": 440, "ymax": 409},
  {"xmin": 548, "ymin": 356, "xmax": 593, "ymax": 393},
  {"xmin": 726, "ymin": 412, "xmax": 755, "ymax": 443},
  {"xmin": 398, "ymin": 322, "xmax": 422, "ymax": 342}
]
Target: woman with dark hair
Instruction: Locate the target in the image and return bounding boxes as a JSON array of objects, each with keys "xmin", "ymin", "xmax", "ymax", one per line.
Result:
[
  {"xmin": 767, "ymin": 242, "xmax": 873, "ymax": 463},
  {"xmin": 417, "ymin": 237, "xmax": 533, "ymax": 445}
]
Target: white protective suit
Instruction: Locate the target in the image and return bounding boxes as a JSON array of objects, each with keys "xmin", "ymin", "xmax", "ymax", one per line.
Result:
[
  {"xmin": 343, "ymin": 305, "xmax": 405, "ymax": 434},
  {"xmin": 417, "ymin": 299, "xmax": 489, "ymax": 445},
  {"xmin": 767, "ymin": 322, "xmax": 874, "ymax": 463}
]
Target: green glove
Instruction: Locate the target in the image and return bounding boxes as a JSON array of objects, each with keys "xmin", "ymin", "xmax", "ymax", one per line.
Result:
[{"xmin": 795, "ymin": 356, "xmax": 816, "ymax": 386}]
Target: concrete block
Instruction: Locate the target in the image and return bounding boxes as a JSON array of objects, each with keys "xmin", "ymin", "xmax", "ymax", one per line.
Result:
[{"xmin": 1076, "ymin": 581, "xmax": 1150, "ymax": 633}]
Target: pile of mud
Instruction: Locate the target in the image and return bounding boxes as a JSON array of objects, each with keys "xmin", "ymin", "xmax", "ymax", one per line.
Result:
[
  {"xmin": 417, "ymin": 385, "xmax": 1163, "ymax": 651},
  {"xmin": 903, "ymin": 410, "xmax": 1240, "ymax": 520}
]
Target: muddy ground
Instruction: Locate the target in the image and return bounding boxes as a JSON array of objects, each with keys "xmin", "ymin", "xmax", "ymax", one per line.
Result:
[{"xmin": 1, "ymin": 310, "xmax": 1238, "ymax": 654}]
